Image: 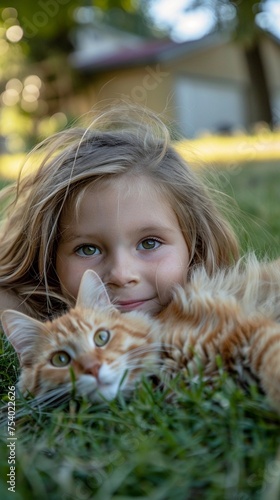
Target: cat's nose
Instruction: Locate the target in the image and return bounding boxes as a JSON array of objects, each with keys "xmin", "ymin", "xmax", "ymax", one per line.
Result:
[{"xmin": 84, "ymin": 362, "xmax": 101, "ymax": 379}]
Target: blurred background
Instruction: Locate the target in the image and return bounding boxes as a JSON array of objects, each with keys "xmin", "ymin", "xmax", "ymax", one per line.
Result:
[
  {"xmin": 1, "ymin": 0, "xmax": 280, "ymax": 155},
  {"xmin": 0, "ymin": 0, "xmax": 280, "ymax": 256}
]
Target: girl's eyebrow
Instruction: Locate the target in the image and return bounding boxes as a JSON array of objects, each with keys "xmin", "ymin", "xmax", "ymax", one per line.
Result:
[
  {"xmin": 59, "ymin": 224, "xmax": 177, "ymax": 244},
  {"xmin": 58, "ymin": 230, "xmax": 97, "ymax": 243},
  {"xmin": 137, "ymin": 225, "xmax": 176, "ymax": 235}
]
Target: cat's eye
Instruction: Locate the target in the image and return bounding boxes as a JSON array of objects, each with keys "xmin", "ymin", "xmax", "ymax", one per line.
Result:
[
  {"xmin": 51, "ymin": 351, "xmax": 71, "ymax": 367},
  {"xmin": 94, "ymin": 329, "xmax": 111, "ymax": 347}
]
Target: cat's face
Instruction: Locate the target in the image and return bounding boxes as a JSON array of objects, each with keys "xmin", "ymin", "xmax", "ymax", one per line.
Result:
[{"xmin": 2, "ymin": 271, "xmax": 159, "ymax": 405}]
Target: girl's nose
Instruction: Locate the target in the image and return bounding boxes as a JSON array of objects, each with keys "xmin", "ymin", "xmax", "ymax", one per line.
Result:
[{"xmin": 105, "ymin": 252, "xmax": 139, "ymax": 287}]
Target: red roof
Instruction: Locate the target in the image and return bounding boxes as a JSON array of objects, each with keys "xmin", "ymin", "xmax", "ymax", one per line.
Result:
[{"xmin": 71, "ymin": 32, "xmax": 227, "ymax": 72}]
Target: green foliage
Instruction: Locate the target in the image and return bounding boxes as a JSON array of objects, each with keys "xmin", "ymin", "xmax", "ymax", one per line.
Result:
[
  {"xmin": 0, "ymin": 1, "xmax": 159, "ymax": 63},
  {"xmin": 0, "ymin": 1, "xmax": 164, "ymax": 153},
  {"xmin": 1, "ymin": 1, "xmax": 79, "ymax": 51},
  {"xmin": 0, "ymin": 161, "xmax": 280, "ymax": 499}
]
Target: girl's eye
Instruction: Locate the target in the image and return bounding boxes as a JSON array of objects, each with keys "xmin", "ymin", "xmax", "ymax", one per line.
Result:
[
  {"xmin": 51, "ymin": 351, "xmax": 71, "ymax": 367},
  {"xmin": 76, "ymin": 245, "xmax": 101, "ymax": 257},
  {"xmin": 138, "ymin": 239, "xmax": 161, "ymax": 250},
  {"xmin": 94, "ymin": 329, "xmax": 111, "ymax": 347}
]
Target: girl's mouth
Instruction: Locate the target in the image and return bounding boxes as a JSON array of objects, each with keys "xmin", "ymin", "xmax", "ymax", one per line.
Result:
[{"xmin": 117, "ymin": 299, "xmax": 150, "ymax": 311}]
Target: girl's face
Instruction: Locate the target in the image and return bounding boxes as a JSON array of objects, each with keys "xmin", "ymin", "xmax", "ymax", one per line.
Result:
[{"xmin": 56, "ymin": 176, "xmax": 189, "ymax": 315}]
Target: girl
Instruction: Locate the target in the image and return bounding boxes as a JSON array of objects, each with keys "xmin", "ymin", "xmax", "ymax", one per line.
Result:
[{"xmin": 0, "ymin": 103, "xmax": 239, "ymax": 320}]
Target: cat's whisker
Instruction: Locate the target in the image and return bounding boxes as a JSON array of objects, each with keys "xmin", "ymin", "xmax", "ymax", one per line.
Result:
[{"xmin": 32, "ymin": 387, "xmax": 72, "ymax": 408}]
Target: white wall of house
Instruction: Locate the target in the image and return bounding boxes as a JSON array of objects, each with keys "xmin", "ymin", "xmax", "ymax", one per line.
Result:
[{"xmin": 175, "ymin": 75, "xmax": 248, "ymax": 137}]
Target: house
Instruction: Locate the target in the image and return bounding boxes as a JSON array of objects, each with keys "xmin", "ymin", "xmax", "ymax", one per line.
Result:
[{"xmin": 68, "ymin": 26, "xmax": 280, "ymax": 137}]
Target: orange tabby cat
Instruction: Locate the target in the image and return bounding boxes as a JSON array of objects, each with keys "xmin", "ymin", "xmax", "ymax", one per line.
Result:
[{"xmin": 2, "ymin": 255, "xmax": 280, "ymax": 412}]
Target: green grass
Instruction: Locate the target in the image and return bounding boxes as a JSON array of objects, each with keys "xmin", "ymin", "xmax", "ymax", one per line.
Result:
[
  {"xmin": 208, "ymin": 160, "xmax": 280, "ymax": 259},
  {"xmin": 1, "ymin": 161, "xmax": 280, "ymax": 500}
]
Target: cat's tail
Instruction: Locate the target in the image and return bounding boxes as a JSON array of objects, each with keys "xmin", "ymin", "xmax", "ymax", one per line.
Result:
[{"xmin": 249, "ymin": 318, "xmax": 280, "ymax": 414}]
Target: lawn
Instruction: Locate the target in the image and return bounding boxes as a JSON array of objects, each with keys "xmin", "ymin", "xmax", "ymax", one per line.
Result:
[
  {"xmin": 206, "ymin": 160, "xmax": 280, "ymax": 259},
  {"xmin": 0, "ymin": 160, "xmax": 280, "ymax": 500}
]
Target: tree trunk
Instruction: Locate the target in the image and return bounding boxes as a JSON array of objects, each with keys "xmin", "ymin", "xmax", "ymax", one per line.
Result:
[{"xmin": 244, "ymin": 40, "xmax": 273, "ymax": 126}]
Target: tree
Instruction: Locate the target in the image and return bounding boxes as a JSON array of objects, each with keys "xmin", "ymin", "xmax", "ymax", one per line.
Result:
[
  {"xmin": 0, "ymin": 0, "xmax": 159, "ymax": 63},
  {"xmin": 0, "ymin": 3, "xmax": 162, "ymax": 79},
  {"xmin": 0, "ymin": 1, "xmax": 160, "ymax": 150},
  {"xmin": 0, "ymin": 1, "xmax": 82, "ymax": 149},
  {"xmin": 230, "ymin": 0, "xmax": 273, "ymax": 124}
]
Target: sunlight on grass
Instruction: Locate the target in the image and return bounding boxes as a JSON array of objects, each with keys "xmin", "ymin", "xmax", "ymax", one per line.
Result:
[
  {"xmin": 1, "ymin": 130, "xmax": 280, "ymax": 179},
  {"xmin": 176, "ymin": 130, "xmax": 280, "ymax": 166},
  {"xmin": 0, "ymin": 153, "xmax": 25, "ymax": 179},
  {"xmin": 0, "ymin": 152, "xmax": 42, "ymax": 180}
]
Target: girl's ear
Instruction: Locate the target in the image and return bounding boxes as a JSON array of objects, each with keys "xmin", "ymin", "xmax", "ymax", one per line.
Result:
[
  {"xmin": 76, "ymin": 269, "xmax": 113, "ymax": 310},
  {"xmin": 1, "ymin": 310, "xmax": 43, "ymax": 360}
]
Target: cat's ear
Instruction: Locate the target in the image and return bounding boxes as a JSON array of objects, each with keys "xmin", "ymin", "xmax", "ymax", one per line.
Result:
[
  {"xmin": 1, "ymin": 310, "xmax": 43, "ymax": 360},
  {"xmin": 76, "ymin": 270, "xmax": 113, "ymax": 310}
]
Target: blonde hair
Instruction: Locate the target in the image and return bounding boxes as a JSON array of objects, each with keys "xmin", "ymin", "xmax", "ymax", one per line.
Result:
[{"xmin": 0, "ymin": 103, "xmax": 239, "ymax": 319}]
